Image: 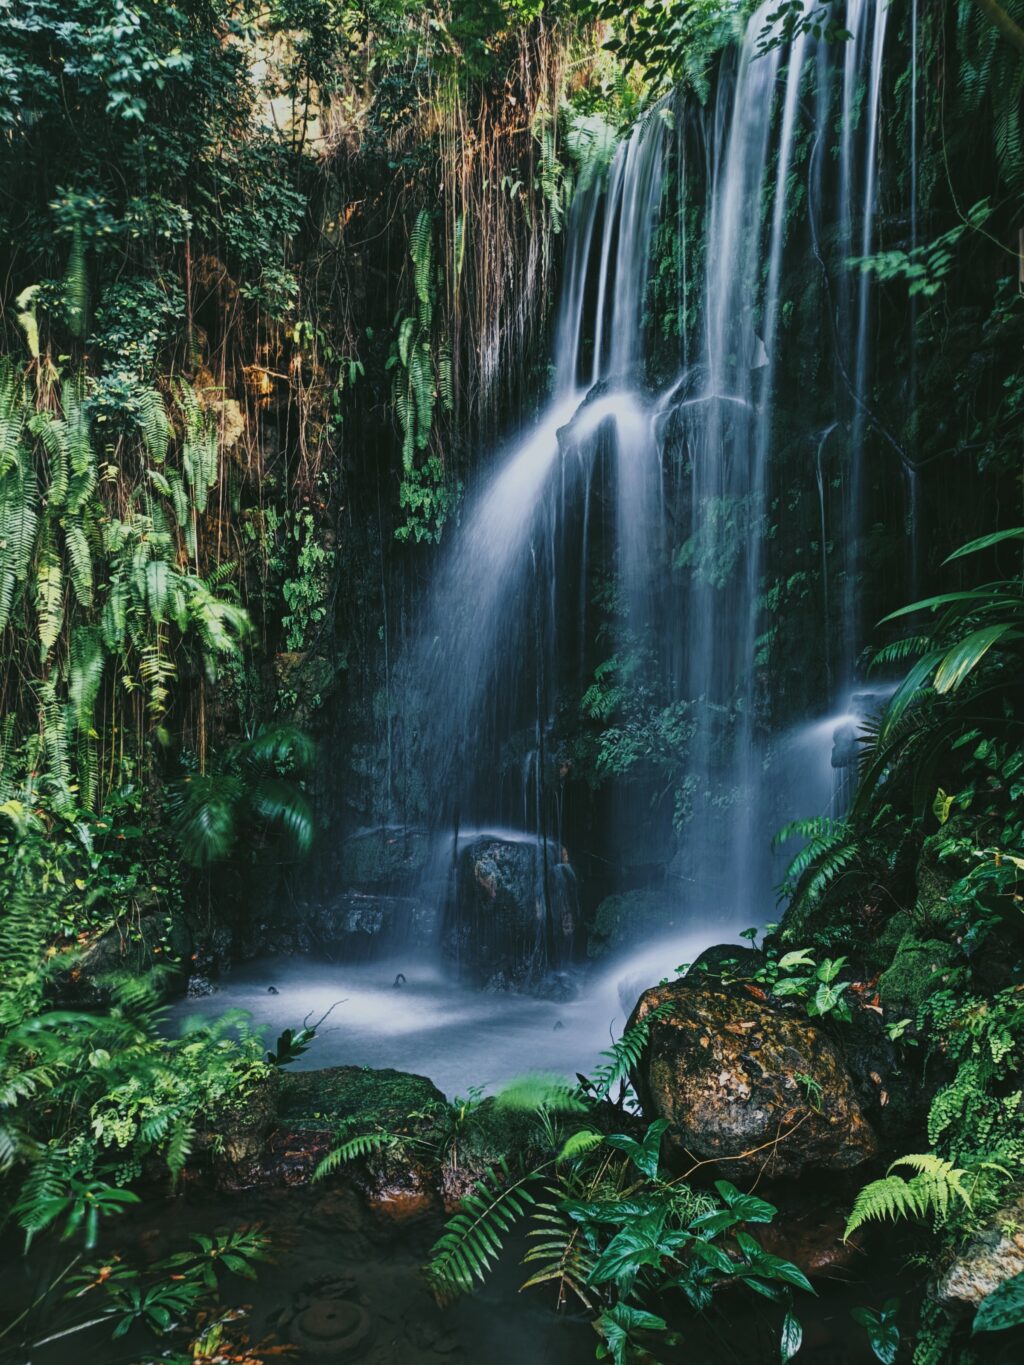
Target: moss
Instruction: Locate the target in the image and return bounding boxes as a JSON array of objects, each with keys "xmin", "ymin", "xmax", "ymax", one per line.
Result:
[
  {"xmin": 339, "ymin": 828, "xmax": 430, "ymax": 888},
  {"xmin": 277, "ymin": 1065, "xmax": 445, "ymax": 1133},
  {"xmin": 588, "ymin": 890, "xmax": 679, "ymax": 958},
  {"xmin": 877, "ymin": 932, "xmax": 960, "ymax": 1018}
]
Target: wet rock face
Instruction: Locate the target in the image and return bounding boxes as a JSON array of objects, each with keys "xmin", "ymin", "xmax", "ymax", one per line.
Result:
[
  {"xmin": 444, "ymin": 835, "xmax": 580, "ymax": 989},
  {"xmin": 627, "ymin": 977, "xmax": 878, "ymax": 1179},
  {"xmin": 313, "ymin": 891, "xmax": 434, "ymax": 959},
  {"xmin": 935, "ymin": 1195, "xmax": 1024, "ymax": 1308},
  {"xmin": 53, "ymin": 906, "xmax": 192, "ymax": 1005}
]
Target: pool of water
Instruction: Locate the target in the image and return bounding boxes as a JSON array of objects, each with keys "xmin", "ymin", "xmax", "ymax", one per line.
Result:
[{"xmin": 170, "ymin": 924, "xmax": 738, "ymax": 1098}]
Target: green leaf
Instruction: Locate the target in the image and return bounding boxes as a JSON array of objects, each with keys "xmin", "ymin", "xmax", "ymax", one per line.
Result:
[
  {"xmin": 880, "ymin": 589, "xmax": 1022, "ymax": 622},
  {"xmin": 781, "ymin": 1310, "xmax": 803, "ymax": 1362},
  {"xmin": 943, "ymin": 527, "xmax": 1024, "ymax": 562},
  {"xmin": 713, "ymin": 1180, "xmax": 778, "ymax": 1224},
  {"xmin": 932, "ymin": 625, "xmax": 1017, "ymax": 693},
  {"xmin": 973, "ymin": 1271, "xmax": 1024, "ymax": 1334}
]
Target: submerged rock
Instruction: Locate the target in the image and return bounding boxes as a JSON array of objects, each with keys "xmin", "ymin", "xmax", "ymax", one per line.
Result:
[
  {"xmin": 626, "ymin": 976, "xmax": 878, "ymax": 1179},
  {"xmin": 444, "ymin": 834, "xmax": 580, "ymax": 989}
]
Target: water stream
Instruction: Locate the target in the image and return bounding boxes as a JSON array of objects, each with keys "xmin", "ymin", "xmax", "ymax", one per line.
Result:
[{"xmin": 197, "ymin": 1, "xmax": 900, "ymax": 1091}]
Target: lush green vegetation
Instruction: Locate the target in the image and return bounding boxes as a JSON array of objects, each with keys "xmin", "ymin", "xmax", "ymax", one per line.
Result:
[{"xmin": 1, "ymin": 0, "xmax": 1023, "ymax": 1362}]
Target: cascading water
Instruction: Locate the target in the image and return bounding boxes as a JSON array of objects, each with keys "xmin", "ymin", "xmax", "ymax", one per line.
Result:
[
  {"xmin": 189, "ymin": 1, "xmax": 911, "ymax": 1092},
  {"xmin": 389, "ymin": 0, "xmax": 902, "ymax": 994}
]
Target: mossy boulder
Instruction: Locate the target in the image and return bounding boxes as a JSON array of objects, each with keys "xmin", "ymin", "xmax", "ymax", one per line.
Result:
[
  {"xmin": 277, "ymin": 1065, "xmax": 446, "ymax": 1131},
  {"xmin": 627, "ymin": 977, "xmax": 878, "ymax": 1179},
  {"xmin": 935, "ymin": 1193, "xmax": 1024, "ymax": 1308},
  {"xmin": 587, "ymin": 890, "xmax": 681, "ymax": 959},
  {"xmin": 877, "ymin": 932, "xmax": 959, "ymax": 1018},
  {"xmin": 54, "ymin": 906, "xmax": 192, "ymax": 1005},
  {"xmin": 200, "ymin": 1063, "xmax": 280, "ymax": 1165}
]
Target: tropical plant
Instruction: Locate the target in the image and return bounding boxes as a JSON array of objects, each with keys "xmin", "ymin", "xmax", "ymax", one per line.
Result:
[
  {"xmin": 169, "ymin": 722, "xmax": 315, "ymax": 867},
  {"xmin": 843, "ymin": 1155, "xmax": 975, "ymax": 1241},
  {"xmin": 424, "ymin": 1013, "xmax": 813, "ymax": 1363}
]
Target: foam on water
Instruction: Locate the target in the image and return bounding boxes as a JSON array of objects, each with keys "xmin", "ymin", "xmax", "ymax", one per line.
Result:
[{"xmin": 173, "ymin": 923, "xmax": 733, "ymax": 1100}]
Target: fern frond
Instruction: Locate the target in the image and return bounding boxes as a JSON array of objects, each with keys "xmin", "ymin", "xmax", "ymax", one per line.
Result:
[
  {"xmin": 313, "ymin": 1130, "xmax": 399, "ymax": 1181},
  {"xmin": 426, "ymin": 1158, "xmax": 539, "ymax": 1305},
  {"xmin": 844, "ymin": 1154, "xmax": 971, "ymax": 1240},
  {"xmin": 493, "ymin": 1074, "xmax": 587, "ymax": 1115},
  {"xmin": 589, "ymin": 1001, "xmax": 675, "ymax": 1103},
  {"xmin": 521, "ymin": 1196, "xmax": 596, "ymax": 1308}
]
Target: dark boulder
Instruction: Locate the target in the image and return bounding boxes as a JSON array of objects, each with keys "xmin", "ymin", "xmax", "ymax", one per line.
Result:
[
  {"xmin": 443, "ymin": 835, "xmax": 580, "ymax": 989},
  {"xmin": 627, "ymin": 976, "xmax": 878, "ymax": 1179}
]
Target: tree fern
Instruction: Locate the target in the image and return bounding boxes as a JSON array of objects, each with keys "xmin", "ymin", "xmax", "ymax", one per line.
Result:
[
  {"xmin": 426, "ymin": 1157, "xmax": 539, "ymax": 1305},
  {"xmin": 844, "ymin": 1155, "xmax": 972, "ymax": 1241}
]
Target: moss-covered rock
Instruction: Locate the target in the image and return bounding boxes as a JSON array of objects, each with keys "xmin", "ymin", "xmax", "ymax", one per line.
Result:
[
  {"xmin": 877, "ymin": 932, "xmax": 959, "ymax": 1018},
  {"xmin": 202, "ymin": 1063, "xmax": 280, "ymax": 1164},
  {"xmin": 587, "ymin": 889, "xmax": 681, "ymax": 958},
  {"xmin": 54, "ymin": 905, "xmax": 192, "ymax": 1005},
  {"xmin": 935, "ymin": 1193, "xmax": 1024, "ymax": 1308},
  {"xmin": 627, "ymin": 976, "xmax": 878, "ymax": 1179},
  {"xmin": 278, "ymin": 1065, "xmax": 446, "ymax": 1132}
]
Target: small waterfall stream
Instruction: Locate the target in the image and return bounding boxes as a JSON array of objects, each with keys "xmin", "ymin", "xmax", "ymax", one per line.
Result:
[
  {"xmin": 189, "ymin": 3, "xmax": 911, "ymax": 1088},
  {"xmin": 388, "ymin": 0, "xmax": 902, "ymax": 995}
]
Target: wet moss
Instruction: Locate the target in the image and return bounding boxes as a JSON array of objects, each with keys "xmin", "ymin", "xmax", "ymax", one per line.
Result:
[
  {"xmin": 877, "ymin": 933, "xmax": 959, "ymax": 1018},
  {"xmin": 277, "ymin": 1065, "xmax": 446, "ymax": 1133}
]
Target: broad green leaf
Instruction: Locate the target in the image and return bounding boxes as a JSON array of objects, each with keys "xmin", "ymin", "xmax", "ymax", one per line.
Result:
[
  {"xmin": 932, "ymin": 624, "xmax": 1017, "ymax": 693},
  {"xmin": 880, "ymin": 588, "xmax": 1022, "ymax": 622},
  {"xmin": 944, "ymin": 527, "xmax": 1024, "ymax": 562},
  {"xmin": 973, "ymin": 1271, "xmax": 1024, "ymax": 1334},
  {"xmin": 781, "ymin": 1310, "xmax": 803, "ymax": 1362}
]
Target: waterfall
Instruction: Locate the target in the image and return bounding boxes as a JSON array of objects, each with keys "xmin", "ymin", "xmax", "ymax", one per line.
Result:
[{"xmin": 386, "ymin": 1, "xmax": 896, "ymax": 988}]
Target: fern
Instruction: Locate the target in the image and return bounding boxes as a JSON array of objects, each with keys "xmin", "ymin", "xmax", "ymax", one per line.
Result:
[
  {"xmin": 556, "ymin": 1129, "xmax": 604, "ymax": 1163},
  {"xmin": 313, "ymin": 1129, "xmax": 400, "ymax": 1181},
  {"xmin": 68, "ymin": 625, "xmax": 106, "ymax": 732},
  {"xmin": 521, "ymin": 1194, "xmax": 597, "ymax": 1308},
  {"xmin": 427, "ymin": 1157, "xmax": 539, "ymax": 1304},
  {"xmin": 844, "ymin": 1155, "xmax": 972, "ymax": 1241},
  {"xmin": 63, "ymin": 225, "xmax": 88, "ymax": 338},
  {"xmin": 588, "ymin": 1001, "xmax": 675, "ymax": 1104},
  {"xmin": 493, "ymin": 1073, "xmax": 587, "ymax": 1115},
  {"xmin": 35, "ymin": 528, "xmax": 64, "ymax": 661},
  {"xmin": 410, "ymin": 209, "xmax": 434, "ymax": 306}
]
